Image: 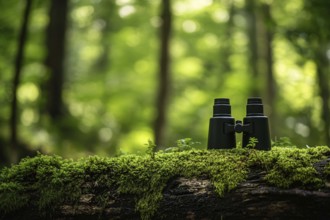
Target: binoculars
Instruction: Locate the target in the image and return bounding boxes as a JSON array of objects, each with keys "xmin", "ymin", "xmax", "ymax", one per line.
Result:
[{"xmin": 207, "ymin": 97, "xmax": 271, "ymax": 150}]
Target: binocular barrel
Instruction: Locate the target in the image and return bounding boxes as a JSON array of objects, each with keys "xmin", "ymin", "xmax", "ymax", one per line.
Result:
[
  {"xmin": 207, "ymin": 98, "xmax": 236, "ymax": 149},
  {"xmin": 242, "ymin": 98, "xmax": 271, "ymax": 150},
  {"xmin": 207, "ymin": 97, "xmax": 271, "ymax": 150}
]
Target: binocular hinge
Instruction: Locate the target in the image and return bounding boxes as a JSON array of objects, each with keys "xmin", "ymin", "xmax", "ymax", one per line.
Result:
[
  {"xmin": 224, "ymin": 121, "xmax": 253, "ymax": 134},
  {"xmin": 208, "ymin": 98, "xmax": 271, "ymax": 150},
  {"xmin": 234, "ymin": 121, "xmax": 253, "ymax": 134}
]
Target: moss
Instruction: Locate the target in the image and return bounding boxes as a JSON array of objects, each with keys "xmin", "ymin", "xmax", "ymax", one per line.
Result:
[
  {"xmin": 0, "ymin": 146, "xmax": 329, "ymax": 219},
  {"xmin": 325, "ymin": 162, "xmax": 330, "ymax": 179}
]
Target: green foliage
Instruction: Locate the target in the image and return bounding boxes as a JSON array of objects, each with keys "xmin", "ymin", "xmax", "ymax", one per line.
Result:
[
  {"xmin": 145, "ymin": 139, "xmax": 157, "ymax": 159},
  {"xmin": 1, "ymin": 0, "xmax": 330, "ymax": 160},
  {"xmin": 246, "ymin": 137, "xmax": 259, "ymax": 149},
  {"xmin": 261, "ymin": 147, "xmax": 330, "ymax": 188},
  {"xmin": 164, "ymin": 138, "xmax": 200, "ymax": 153},
  {"xmin": 272, "ymin": 137, "xmax": 296, "ymax": 147},
  {"xmin": 1, "ymin": 146, "xmax": 330, "ymax": 219}
]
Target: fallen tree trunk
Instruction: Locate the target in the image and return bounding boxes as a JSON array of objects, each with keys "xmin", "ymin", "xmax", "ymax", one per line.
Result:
[
  {"xmin": 59, "ymin": 172, "xmax": 330, "ymax": 219},
  {"xmin": 4, "ymin": 165, "xmax": 330, "ymax": 219},
  {"xmin": 159, "ymin": 174, "xmax": 330, "ymax": 219},
  {"xmin": 1, "ymin": 147, "xmax": 330, "ymax": 219}
]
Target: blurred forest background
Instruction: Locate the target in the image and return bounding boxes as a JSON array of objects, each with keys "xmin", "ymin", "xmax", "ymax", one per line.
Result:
[{"xmin": 0, "ymin": 0, "xmax": 329, "ymax": 164}]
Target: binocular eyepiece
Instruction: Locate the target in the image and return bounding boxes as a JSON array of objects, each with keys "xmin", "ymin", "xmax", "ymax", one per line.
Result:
[{"xmin": 207, "ymin": 98, "xmax": 271, "ymax": 150}]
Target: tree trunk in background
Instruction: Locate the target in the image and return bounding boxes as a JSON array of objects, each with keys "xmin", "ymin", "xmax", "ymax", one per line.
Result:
[
  {"xmin": 45, "ymin": 0, "xmax": 69, "ymax": 119},
  {"xmin": 245, "ymin": 0, "xmax": 260, "ymax": 97},
  {"xmin": 246, "ymin": 2, "xmax": 276, "ymax": 136},
  {"xmin": 261, "ymin": 3, "xmax": 276, "ymax": 136},
  {"xmin": 154, "ymin": 0, "xmax": 172, "ymax": 148},
  {"xmin": 92, "ymin": 1, "xmax": 117, "ymax": 73},
  {"xmin": 315, "ymin": 49, "xmax": 330, "ymax": 146},
  {"xmin": 9, "ymin": 0, "xmax": 33, "ymax": 163},
  {"xmin": 91, "ymin": 2, "xmax": 118, "ymax": 154}
]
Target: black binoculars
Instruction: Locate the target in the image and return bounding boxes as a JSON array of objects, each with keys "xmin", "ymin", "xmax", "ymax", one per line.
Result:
[{"xmin": 207, "ymin": 97, "xmax": 271, "ymax": 150}]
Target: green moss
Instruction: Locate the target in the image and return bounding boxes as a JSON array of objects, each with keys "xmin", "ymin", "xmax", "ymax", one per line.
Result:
[
  {"xmin": 261, "ymin": 147, "xmax": 330, "ymax": 188},
  {"xmin": 325, "ymin": 162, "xmax": 330, "ymax": 179},
  {"xmin": 0, "ymin": 146, "xmax": 329, "ymax": 219}
]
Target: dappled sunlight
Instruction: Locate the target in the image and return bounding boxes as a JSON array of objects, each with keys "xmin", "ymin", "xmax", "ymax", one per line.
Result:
[
  {"xmin": 311, "ymin": 97, "xmax": 323, "ymax": 127},
  {"xmin": 18, "ymin": 83, "xmax": 39, "ymax": 103},
  {"xmin": 71, "ymin": 6, "xmax": 94, "ymax": 27},
  {"xmin": 30, "ymin": 8, "xmax": 48, "ymax": 29},
  {"xmin": 118, "ymin": 5, "xmax": 136, "ymax": 18},
  {"xmin": 284, "ymin": 0, "xmax": 303, "ymax": 12},
  {"xmin": 232, "ymin": 31, "xmax": 248, "ymax": 47},
  {"xmin": 1, "ymin": 0, "xmax": 329, "ymax": 162},
  {"xmin": 196, "ymin": 33, "xmax": 219, "ymax": 50},
  {"xmin": 275, "ymin": 40, "xmax": 316, "ymax": 110},
  {"xmin": 295, "ymin": 122, "xmax": 310, "ymax": 137},
  {"xmin": 174, "ymin": 0, "xmax": 213, "ymax": 15},
  {"xmin": 150, "ymin": 16, "xmax": 161, "ymax": 28},
  {"xmin": 171, "ymin": 39, "xmax": 187, "ymax": 58},
  {"xmin": 184, "ymin": 89, "xmax": 208, "ymax": 106},
  {"xmin": 286, "ymin": 117, "xmax": 311, "ymax": 138},
  {"xmin": 174, "ymin": 56, "xmax": 203, "ymax": 79},
  {"xmin": 182, "ymin": 20, "xmax": 198, "ymax": 33},
  {"xmin": 134, "ymin": 59, "xmax": 154, "ymax": 75},
  {"xmin": 80, "ymin": 45, "xmax": 102, "ymax": 61},
  {"xmin": 68, "ymin": 102, "xmax": 84, "ymax": 117},
  {"xmin": 98, "ymin": 127, "xmax": 113, "ymax": 142},
  {"xmin": 211, "ymin": 9, "xmax": 229, "ymax": 23},
  {"xmin": 119, "ymin": 129, "xmax": 154, "ymax": 154},
  {"xmin": 115, "ymin": 0, "xmax": 136, "ymax": 17},
  {"xmin": 115, "ymin": 0, "xmax": 135, "ymax": 6},
  {"xmin": 233, "ymin": 14, "xmax": 247, "ymax": 28},
  {"xmin": 327, "ymin": 49, "xmax": 330, "ymax": 60},
  {"xmin": 21, "ymin": 109, "xmax": 38, "ymax": 126}
]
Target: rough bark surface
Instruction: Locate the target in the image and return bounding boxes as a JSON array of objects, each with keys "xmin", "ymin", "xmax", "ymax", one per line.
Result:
[{"xmin": 3, "ymin": 160, "xmax": 330, "ymax": 220}]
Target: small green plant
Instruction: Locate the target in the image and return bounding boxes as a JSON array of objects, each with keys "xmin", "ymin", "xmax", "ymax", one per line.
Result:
[
  {"xmin": 272, "ymin": 137, "xmax": 296, "ymax": 147},
  {"xmin": 164, "ymin": 138, "xmax": 200, "ymax": 153},
  {"xmin": 176, "ymin": 138, "xmax": 198, "ymax": 151},
  {"xmin": 245, "ymin": 137, "xmax": 269, "ymax": 170},
  {"xmin": 145, "ymin": 139, "xmax": 157, "ymax": 159},
  {"xmin": 246, "ymin": 137, "xmax": 258, "ymax": 149}
]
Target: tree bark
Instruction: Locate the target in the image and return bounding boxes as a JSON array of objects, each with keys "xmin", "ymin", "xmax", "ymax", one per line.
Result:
[
  {"xmin": 9, "ymin": 0, "xmax": 33, "ymax": 163},
  {"xmin": 245, "ymin": 0, "xmax": 260, "ymax": 97},
  {"xmin": 153, "ymin": 0, "xmax": 172, "ymax": 148},
  {"xmin": 3, "ymin": 159, "xmax": 330, "ymax": 220},
  {"xmin": 45, "ymin": 0, "xmax": 69, "ymax": 119}
]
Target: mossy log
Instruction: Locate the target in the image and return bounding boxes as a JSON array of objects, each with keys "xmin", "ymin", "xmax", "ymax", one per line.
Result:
[
  {"xmin": 1, "ymin": 147, "xmax": 330, "ymax": 219},
  {"xmin": 61, "ymin": 173, "xmax": 330, "ymax": 220}
]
